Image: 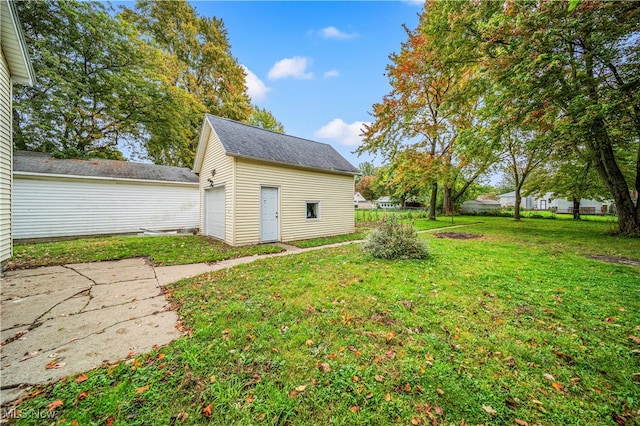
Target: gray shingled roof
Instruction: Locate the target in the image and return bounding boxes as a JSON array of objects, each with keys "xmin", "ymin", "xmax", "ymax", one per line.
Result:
[
  {"xmin": 13, "ymin": 151, "xmax": 199, "ymax": 183},
  {"xmin": 206, "ymin": 115, "xmax": 359, "ymax": 174}
]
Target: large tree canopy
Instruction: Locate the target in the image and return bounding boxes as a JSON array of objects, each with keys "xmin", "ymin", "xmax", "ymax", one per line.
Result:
[
  {"xmin": 358, "ymin": 2, "xmax": 500, "ymax": 219},
  {"xmin": 14, "ymin": 0, "xmax": 284, "ymax": 167},
  {"xmin": 361, "ymin": 0, "xmax": 639, "ymax": 235},
  {"xmin": 475, "ymin": 0, "xmax": 640, "ymax": 234},
  {"xmin": 13, "ymin": 0, "xmax": 154, "ymax": 159}
]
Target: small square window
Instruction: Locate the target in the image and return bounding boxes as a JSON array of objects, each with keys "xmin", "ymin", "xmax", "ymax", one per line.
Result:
[{"xmin": 306, "ymin": 202, "xmax": 319, "ymax": 219}]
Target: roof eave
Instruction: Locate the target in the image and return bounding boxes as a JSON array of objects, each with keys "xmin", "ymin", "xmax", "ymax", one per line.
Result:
[
  {"xmin": 226, "ymin": 152, "xmax": 359, "ymax": 176},
  {"xmin": 14, "ymin": 170, "xmax": 199, "ymax": 185},
  {"xmin": 193, "ymin": 115, "xmax": 214, "ymax": 173},
  {"xmin": 2, "ymin": 0, "xmax": 35, "ymax": 86}
]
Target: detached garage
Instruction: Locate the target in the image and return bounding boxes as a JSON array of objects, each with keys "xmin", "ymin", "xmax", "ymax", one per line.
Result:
[
  {"xmin": 13, "ymin": 151, "xmax": 199, "ymax": 240},
  {"xmin": 193, "ymin": 115, "xmax": 359, "ymax": 246}
]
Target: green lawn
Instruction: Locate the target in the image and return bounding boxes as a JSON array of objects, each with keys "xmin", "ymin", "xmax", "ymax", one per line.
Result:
[
  {"xmin": 11, "ymin": 218, "xmax": 640, "ymax": 425},
  {"xmin": 8, "ymin": 235, "xmax": 284, "ymax": 269}
]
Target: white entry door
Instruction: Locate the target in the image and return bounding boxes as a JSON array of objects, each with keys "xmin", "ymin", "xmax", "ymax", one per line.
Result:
[
  {"xmin": 205, "ymin": 186, "xmax": 225, "ymax": 240},
  {"xmin": 260, "ymin": 187, "xmax": 279, "ymax": 242}
]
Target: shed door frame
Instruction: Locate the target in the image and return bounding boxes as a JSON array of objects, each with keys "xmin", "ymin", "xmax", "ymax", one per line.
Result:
[
  {"xmin": 260, "ymin": 186, "xmax": 280, "ymax": 243},
  {"xmin": 204, "ymin": 185, "xmax": 225, "ymax": 240}
]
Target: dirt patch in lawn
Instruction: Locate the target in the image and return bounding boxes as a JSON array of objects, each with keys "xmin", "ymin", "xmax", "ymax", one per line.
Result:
[
  {"xmin": 434, "ymin": 232, "xmax": 483, "ymax": 240},
  {"xmin": 586, "ymin": 255, "xmax": 640, "ymax": 267}
]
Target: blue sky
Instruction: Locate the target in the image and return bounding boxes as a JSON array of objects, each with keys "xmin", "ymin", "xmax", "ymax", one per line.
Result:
[{"xmin": 187, "ymin": 1, "xmax": 424, "ymax": 169}]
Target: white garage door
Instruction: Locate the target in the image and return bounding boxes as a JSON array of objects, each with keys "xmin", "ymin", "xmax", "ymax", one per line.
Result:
[{"xmin": 205, "ymin": 186, "xmax": 225, "ymax": 240}]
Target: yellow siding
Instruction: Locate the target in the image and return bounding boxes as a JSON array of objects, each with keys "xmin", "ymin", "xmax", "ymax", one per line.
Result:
[
  {"xmin": 0, "ymin": 52, "xmax": 12, "ymax": 262},
  {"xmin": 234, "ymin": 159, "xmax": 355, "ymax": 245},
  {"xmin": 198, "ymin": 129, "xmax": 235, "ymax": 244}
]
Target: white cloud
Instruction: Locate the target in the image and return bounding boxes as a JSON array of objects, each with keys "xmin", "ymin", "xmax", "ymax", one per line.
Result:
[
  {"xmin": 319, "ymin": 26, "xmax": 358, "ymax": 40},
  {"xmin": 242, "ymin": 65, "xmax": 270, "ymax": 102},
  {"xmin": 268, "ymin": 57, "xmax": 314, "ymax": 80},
  {"xmin": 315, "ymin": 118, "xmax": 369, "ymax": 146},
  {"xmin": 323, "ymin": 70, "xmax": 340, "ymax": 79}
]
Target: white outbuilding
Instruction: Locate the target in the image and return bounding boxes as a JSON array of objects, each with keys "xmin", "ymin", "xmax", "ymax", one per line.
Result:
[
  {"xmin": 13, "ymin": 151, "xmax": 199, "ymax": 240},
  {"xmin": 193, "ymin": 115, "xmax": 359, "ymax": 246},
  {"xmin": 461, "ymin": 199, "xmax": 501, "ymax": 214}
]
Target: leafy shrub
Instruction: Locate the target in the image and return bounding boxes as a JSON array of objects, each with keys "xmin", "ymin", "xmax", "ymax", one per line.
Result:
[{"xmin": 361, "ymin": 218, "xmax": 429, "ymax": 260}]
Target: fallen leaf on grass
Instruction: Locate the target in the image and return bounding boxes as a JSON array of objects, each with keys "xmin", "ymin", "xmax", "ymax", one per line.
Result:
[
  {"xmin": 349, "ymin": 405, "xmax": 359, "ymax": 413},
  {"xmin": 106, "ymin": 417, "xmax": 114, "ymax": 426},
  {"xmin": 305, "ymin": 339, "xmax": 314, "ymax": 346},
  {"xmin": 202, "ymin": 404, "xmax": 213, "ymax": 418},
  {"xmin": 246, "ymin": 394, "xmax": 255, "ymax": 403},
  {"xmin": 551, "ymin": 382, "xmax": 564, "ymax": 391},
  {"xmin": 374, "ymin": 375, "xmax": 385, "ymax": 382},
  {"xmin": 75, "ymin": 374, "xmax": 88, "ymax": 384},
  {"xmin": 384, "ymin": 393, "xmax": 391, "ymax": 401},
  {"xmin": 288, "ymin": 385, "xmax": 307, "ymax": 398},
  {"xmin": 482, "ymin": 405, "xmax": 497, "ymax": 416},
  {"xmin": 317, "ymin": 362, "xmax": 331, "ymax": 373},
  {"xmin": 543, "ymin": 373, "xmax": 555, "ymax": 381},
  {"xmin": 515, "ymin": 419, "xmax": 528, "ymax": 426},
  {"xmin": 629, "ymin": 335, "xmax": 640, "ymax": 345},
  {"xmin": 47, "ymin": 400, "xmax": 63, "ymax": 411},
  {"xmin": 77, "ymin": 391, "xmax": 88, "ymax": 401},
  {"xmin": 136, "ymin": 385, "xmax": 149, "ymax": 394}
]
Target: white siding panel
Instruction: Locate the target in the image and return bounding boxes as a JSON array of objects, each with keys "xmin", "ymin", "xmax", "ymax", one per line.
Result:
[
  {"xmin": 235, "ymin": 159, "xmax": 354, "ymax": 245},
  {"xmin": 0, "ymin": 52, "xmax": 12, "ymax": 261},
  {"xmin": 199, "ymin": 130, "xmax": 235, "ymax": 244},
  {"xmin": 13, "ymin": 176, "xmax": 199, "ymax": 239}
]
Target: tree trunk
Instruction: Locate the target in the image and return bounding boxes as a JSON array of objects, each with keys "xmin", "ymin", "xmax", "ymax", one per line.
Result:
[
  {"xmin": 588, "ymin": 118, "xmax": 640, "ymax": 235},
  {"xmin": 514, "ymin": 188, "xmax": 522, "ymax": 221},
  {"xmin": 429, "ymin": 181, "xmax": 438, "ymax": 220},
  {"xmin": 572, "ymin": 197, "xmax": 581, "ymax": 220},
  {"xmin": 443, "ymin": 187, "xmax": 453, "ymax": 215}
]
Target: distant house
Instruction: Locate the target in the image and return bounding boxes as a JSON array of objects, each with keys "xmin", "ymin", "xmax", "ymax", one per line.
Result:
[
  {"xmin": 193, "ymin": 115, "xmax": 358, "ymax": 246},
  {"xmin": 499, "ymin": 191, "xmax": 609, "ymax": 214},
  {"xmin": 1, "ymin": 0, "xmax": 34, "ymax": 262},
  {"xmin": 13, "ymin": 151, "xmax": 199, "ymax": 240},
  {"xmin": 542, "ymin": 194, "xmax": 608, "ymax": 215},
  {"xmin": 461, "ymin": 199, "xmax": 501, "ymax": 214},
  {"xmin": 498, "ymin": 191, "xmax": 536, "ymax": 210},
  {"xmin": 375, "ymin": 196, "xmax": 399, "ymax": 209},
  {"xmin": 354, "ymin": 192, "xmax": 373, "ymax": 210}
]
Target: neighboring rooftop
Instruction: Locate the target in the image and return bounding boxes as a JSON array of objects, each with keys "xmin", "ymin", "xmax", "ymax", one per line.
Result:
[
  {"xmin": 204, "ymin": 114, "xmax": 359, "ymax": 175},
  {"xmin": 13, "ymin": 151, "xmax": 199, "ymax": 183}
]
